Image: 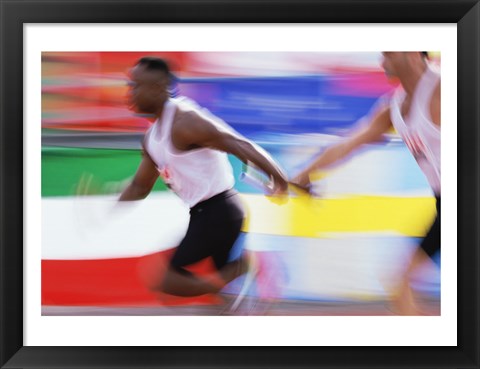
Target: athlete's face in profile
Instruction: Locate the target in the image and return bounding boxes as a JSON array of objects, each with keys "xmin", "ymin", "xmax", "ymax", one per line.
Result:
[
  {"xmin": 381, "ymin": 52, "xmax": 424, "ymax": 81},
  {"xmin": 380, "ymin": 52, "xmax": 406, "ymax": 80},
  {"xmin": 127, "ymin": 65, "xmax": 170, "ymax": 114}
]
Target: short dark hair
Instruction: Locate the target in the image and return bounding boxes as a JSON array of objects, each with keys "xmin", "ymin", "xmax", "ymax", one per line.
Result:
[
  {"xmin": 136, "ymin": 56, "xmax": 179, "ymax": 96},
  {"xmin": 136, "ymin": 57, "xmax": 173, "ymax": 81}
]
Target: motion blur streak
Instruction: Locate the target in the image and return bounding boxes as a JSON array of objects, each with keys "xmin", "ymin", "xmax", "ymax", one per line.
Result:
[{"xmin": 41, "ymin": 52, "xmax": 441, "ymax": 315}]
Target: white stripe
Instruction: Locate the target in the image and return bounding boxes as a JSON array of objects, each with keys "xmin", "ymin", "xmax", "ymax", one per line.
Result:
[{"xmin": 42, "ymin": 193, "xmax": 189, "ymax": 260}]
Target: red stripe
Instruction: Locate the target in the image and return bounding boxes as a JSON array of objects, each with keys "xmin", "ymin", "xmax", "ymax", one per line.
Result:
[{"xmin": 42, "ymin": 250, "xmax": 221, "ymax": 307}]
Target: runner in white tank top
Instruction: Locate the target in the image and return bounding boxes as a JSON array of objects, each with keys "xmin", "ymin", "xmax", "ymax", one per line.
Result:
[
  {"xmin": 144, "ymin": 96, "xmax": 235, "ymax": 207},
  {"xmin": 291, "ymin": 52, "xmax": 441, "ymax": 315},
  {"xmin": 390, "ymin": 65, "xmax": 441, "ymax": 195},
  {"xmin": 119, "ymin": 57, "xmax": 289, "ymax": 300}
]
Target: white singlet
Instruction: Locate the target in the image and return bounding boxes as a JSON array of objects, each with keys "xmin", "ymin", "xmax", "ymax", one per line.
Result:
[
  {"xmin": 144, "ymin": 97, "xmax": 235, "ymax": 207},
  {"xmin": 390, "ymin": 65, "xmax": 441, "ymax": 195}
]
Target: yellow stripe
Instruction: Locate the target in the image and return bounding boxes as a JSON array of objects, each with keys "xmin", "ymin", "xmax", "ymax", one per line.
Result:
[{"xmin": 240, "ymin": 194, "xmax": 436, "ymax": 238}]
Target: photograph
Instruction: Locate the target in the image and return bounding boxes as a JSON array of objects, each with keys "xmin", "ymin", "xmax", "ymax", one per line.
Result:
[
  {"xmin": 1, "ymin": 0, "xmax": 479, "ymax": 367},
  {"xmin": 41, "ymin": 51, "xmax": 442, "ymax": 317}
]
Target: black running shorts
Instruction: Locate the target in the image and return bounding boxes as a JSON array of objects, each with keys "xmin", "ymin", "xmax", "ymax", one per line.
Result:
[
  {"xmin": 170, "ymin": 189, "xmax": 245, "ymax": 271},
  {"xmin": 420, "ymin": 196, "xmax": 440, "ymax": 258}
]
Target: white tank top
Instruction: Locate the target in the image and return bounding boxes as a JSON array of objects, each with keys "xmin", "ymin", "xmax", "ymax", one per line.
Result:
[
  {"xmin": 390, "ymin": 65, "xmax": 441, "ymax": 195},
  {"xmin": 144, "ymin": 97, "xmax": 235, "ymax": 207}
]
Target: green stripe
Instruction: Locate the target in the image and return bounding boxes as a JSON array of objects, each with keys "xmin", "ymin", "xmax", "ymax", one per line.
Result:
[
  {"xmin": 42, "ymin": 147, "xmax": 168, "ymax": 197},
  {"xmin": 42, "ymin": 146, "xmax": 244, "ymax": 197}
]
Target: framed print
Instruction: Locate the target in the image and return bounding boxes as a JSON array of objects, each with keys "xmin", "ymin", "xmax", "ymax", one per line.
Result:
[{"xmin": 1, "ymin": 0, "xmax": 479, "ymax": 368}]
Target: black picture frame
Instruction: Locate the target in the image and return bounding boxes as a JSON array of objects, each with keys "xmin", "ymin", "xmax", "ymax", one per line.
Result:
[{"xmin": 1, "ymin": 1, "xmax": 479, "ymax": 368}]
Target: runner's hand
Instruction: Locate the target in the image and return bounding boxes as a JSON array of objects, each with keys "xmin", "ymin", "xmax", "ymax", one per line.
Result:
[
  {"xmin": 270, "ymin": 175, "xmax": 289, "ymax": 196},
  {"xmin": 291, "ymin": 171, "xmax": 311, "ymax": 190}
]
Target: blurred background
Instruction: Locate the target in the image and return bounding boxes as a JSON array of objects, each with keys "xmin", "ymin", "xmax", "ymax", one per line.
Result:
[{"xmin": 42, "ymin": 52, "xmax": 441, "ymax": 315}]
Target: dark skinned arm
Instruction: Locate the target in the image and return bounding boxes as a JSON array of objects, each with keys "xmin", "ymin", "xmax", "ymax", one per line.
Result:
[
  {"xmin": 118, "ymin": 151, "xmax": 159, "ymax": 201},
  {"xmin": 172, "ymin": 110, "xmax": 289, "ymax": 194}
]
